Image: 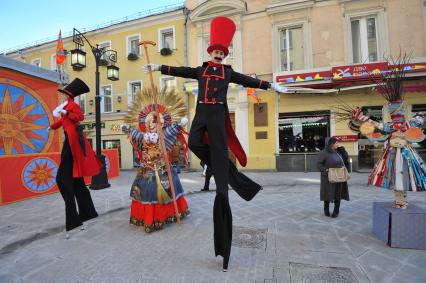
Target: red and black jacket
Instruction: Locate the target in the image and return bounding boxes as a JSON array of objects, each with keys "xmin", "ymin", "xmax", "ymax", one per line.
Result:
[
  {"xmin": 160, "ymin": 61, "xmax": 270, "ymax": 104},
  {"xmin": 160, "ymin": 62, "xmax": 270, "ymax": 167}
]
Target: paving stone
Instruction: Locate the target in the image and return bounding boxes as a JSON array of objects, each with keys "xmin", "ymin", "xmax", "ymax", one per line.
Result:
[{"xmin": 1, "ymin": 171, "xmax": 426, "ymax": 282}]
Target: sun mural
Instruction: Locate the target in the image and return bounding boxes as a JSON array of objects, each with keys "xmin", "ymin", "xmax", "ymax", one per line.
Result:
[
  {"xmin": 0, "ymin": 79, "xmax": 53, "ymax": 155},
  {"xmin": 22, "ymin": 157, "xmax": 58, "ymax": 193}
]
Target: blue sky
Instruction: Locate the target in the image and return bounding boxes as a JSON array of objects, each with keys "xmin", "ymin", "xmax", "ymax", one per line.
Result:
[{"xmin": 0, "ymin": 0, "xmax": 184, "ymax": 53}]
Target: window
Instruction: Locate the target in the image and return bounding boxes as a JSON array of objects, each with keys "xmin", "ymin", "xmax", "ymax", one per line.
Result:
[
  {"xmin": 75, "ymin": 94, "xmax": 86, "ymax": 114},
  {"xmin": 160, "ymin": 76, "xmax": 177, "ymax": 91},
  {"xmin": 160, "ymin": 77, "xmax": 177, "ymax": 91},
  {"xmin": 31, "ymin": 58, "xmax": 41, "ymax": 67},
  {"xmin": 203, "ymin": 37, "xmax": 210, "ymax": 62},
  {"xmin": 159, "ymin": 26, "xmax": 175, "ymax": 50},
  {"xmin": 127, "ymin": 35, "xmax": 141, "ymax": 56},
  {"xmin": 50, "ymin": 54, "xmax": 57, "ymax": 70},
  {"xmin": 98, "ymin": 41, "xmax": 111, "ymax": 61},
  {"xmin": 101, "ymin": 85, "xmax": 112, "ymax": 113},
  {"xmin": 350, "ymin": 17, "xmax": 378, "ymax": 63},
  {"xmin": 358, "ymin": 106, "xmax": 383, "ymax": 169},
  {"xmin": 279, "ymin": 26, "xmax": 304, "ymax": 71},
  {"xmin": 224, "ymin": 42, "xmax": 234, "ymax": 65},
  {"xmin": 128, "ymin": 81, "xmax": 142, "ymax": 104},
  {"xmin": 278, "ymin": 111, "xmax": 330, "ymax": 153},
  {"xmin": 412, "ymin": 104, "xmax": 426, "ymax": 157}
]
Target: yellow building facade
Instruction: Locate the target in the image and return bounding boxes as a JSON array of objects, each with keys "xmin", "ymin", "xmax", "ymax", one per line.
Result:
[
  {"xmin": 5, "ymin": 0, "xmax": 426, "ymax": 171},
  {"xmin": 6, "ymin": 7, "xmax": 188, "ymax": 169}
]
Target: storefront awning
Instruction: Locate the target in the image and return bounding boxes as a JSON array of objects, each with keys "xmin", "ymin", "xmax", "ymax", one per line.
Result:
[{"xmin": 276, "ymin": 61, "xmax": 426, "ymax": 93}]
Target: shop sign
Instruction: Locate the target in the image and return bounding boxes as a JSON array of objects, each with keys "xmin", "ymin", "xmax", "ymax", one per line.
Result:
[
  {"xmin": 110, "ymin": 124, "xmax": 122, "ymax": 131},
  {"xmin": 335, "ymin": 135, "xmax": 358, "ymax": 142},
  {"xmin": 81, "ymin": 122, "xmax": 105, "ymax": 130},
  {"xmin": 331, "ymin": 62, "xmax": 388, "ymax": 80}
]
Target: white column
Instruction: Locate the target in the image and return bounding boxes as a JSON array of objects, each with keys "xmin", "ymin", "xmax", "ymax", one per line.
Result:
[{"xmin": 235, "ymin": 88, "xmax": 250, "ymax": 155}]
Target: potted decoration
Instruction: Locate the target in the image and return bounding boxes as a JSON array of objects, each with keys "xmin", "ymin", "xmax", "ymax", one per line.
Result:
[
  {"xmin": 127, "ymin": 52, "xmax": 139, "ymax": 61},
  {"xmin": 160, "ymin": 47, "xmax": 172, "ymax": 56}
]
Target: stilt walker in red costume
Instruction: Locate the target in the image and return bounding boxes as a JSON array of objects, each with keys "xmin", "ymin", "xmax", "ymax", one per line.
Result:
[
  {"xmin": 144, "ymin": 17, "xmax": 287, "ymax": 271},
  {"xmin": 48, "ymin": 78, "xmax": 101, "ymax": 239}
]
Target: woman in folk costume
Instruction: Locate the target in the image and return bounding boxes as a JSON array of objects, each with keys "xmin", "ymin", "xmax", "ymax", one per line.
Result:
[
  {"xmin": 48, "ymin": 78, "xmax": 101, "ymax": 238},
  {"xmin": 144, "ymin": 16, "xmax": 286, "ymax": 271},
  {"xmin": 345, "ymin": 56, "xmax": 426, "ymax": 208},
  {"xmin": 121, "ymin": 87, "xmax": 189, "ymax": 233}
]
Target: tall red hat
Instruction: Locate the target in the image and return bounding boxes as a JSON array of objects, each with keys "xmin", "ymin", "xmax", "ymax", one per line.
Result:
[{"xmin": 207, "ymin": 16, "xmax": 236, "ymax": 56}]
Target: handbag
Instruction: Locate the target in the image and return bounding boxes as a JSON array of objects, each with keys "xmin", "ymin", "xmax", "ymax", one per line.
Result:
[
  {"xmin": 328, "ymin": 154, "xmax": 350, "ymax": 183},
  {"xmin": 328, "ymin": 167, "xmax": 350, "ymax": 183}
]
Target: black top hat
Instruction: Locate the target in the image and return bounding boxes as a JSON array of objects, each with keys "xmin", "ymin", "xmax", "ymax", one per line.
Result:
[{"xmin": 58, "ymin": 78, "xmax": 90, "ymax": 98}]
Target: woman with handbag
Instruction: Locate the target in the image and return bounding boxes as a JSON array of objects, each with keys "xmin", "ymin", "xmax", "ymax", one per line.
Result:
[{"xmin": 317, "ymin": 137, "xmax": 350, "ymax": 218}]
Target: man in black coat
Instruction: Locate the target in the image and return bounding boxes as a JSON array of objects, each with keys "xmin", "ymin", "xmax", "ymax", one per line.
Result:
[{"xmin": 144, "ymin": 16, "xmax": 287, "ymax": 271}]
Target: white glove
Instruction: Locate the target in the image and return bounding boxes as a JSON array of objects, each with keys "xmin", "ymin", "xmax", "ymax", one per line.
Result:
[
  {"xmin": 178, "ymin": 117, "xmax": 188, "ymax": 127},
  {"xmin": 121, "ymin": 124, "xmax": 131, "ymax": 133},
  {"xmin": 143, "ymin": 64, "xmax": 160, "ymax": 73},
  {"xmin": 60, "ymin": 109, "xmax": 67, "ymax": 115},
  {"xmin": 271, "ymin": 82, "xmax": 288, "ymax": 93},
  {"xmin": 47, "ymin": 126, "xmax": 51, "ymax": 131},
  {"xmin": 52, "ymin": 101, "xmax": 68, "ymax": 117}
]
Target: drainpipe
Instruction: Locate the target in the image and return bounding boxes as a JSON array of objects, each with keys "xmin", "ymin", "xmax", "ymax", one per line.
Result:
[{"xmin": 183, "ymin": 7, "xmax": 192, "ymax": 167}]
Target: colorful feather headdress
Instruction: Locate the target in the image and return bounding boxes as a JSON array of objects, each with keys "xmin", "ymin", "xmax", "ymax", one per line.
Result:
[{"xmin": 124, "ymin": 87, "xmax": 186, "ymax": 132}]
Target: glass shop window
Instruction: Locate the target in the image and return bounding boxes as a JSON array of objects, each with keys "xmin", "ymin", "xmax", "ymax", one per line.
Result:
[{"xmin": 278, "ymin": 111, "xmax": 330, "ymax": 153}]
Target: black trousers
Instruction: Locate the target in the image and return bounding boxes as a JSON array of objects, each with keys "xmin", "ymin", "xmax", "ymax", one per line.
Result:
[
  {"xmin": 188, "ymin": 104, "xmax": 262, "ymax": 269},
  {"xmin": 204, "ymin": 167, "xmax": 212, "ymax": 189},
  {"xmin": 56, "ymin": 135, "xmax": 98, "ymax": 231}
]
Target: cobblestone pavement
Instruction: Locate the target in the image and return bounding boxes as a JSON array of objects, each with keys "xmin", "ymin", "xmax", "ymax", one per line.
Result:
[{"xmin": 1, "ymin": 171, "xmax": 426, "ymax": 283}]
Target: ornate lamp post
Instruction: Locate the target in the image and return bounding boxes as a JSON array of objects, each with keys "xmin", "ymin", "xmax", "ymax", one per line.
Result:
[{"xmin": 70, "ymin": 28, "xmax": 120, "ymax": 189}]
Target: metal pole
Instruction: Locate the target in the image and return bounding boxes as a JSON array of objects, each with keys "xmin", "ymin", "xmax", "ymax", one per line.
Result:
[
  {"xmin": 90, "ymin": 45, "xmax": 110, "ymax": 190},
  {"xmin": 95, "ymin": 58, "xmax": 101, "ymax": 156},
  {"xmin": 304, "ymin": 153, "xmax": 308, "ymax": 173},
  {"xmin": 72, "ymin": 28, "xmax": 110, "ymax": 189}
]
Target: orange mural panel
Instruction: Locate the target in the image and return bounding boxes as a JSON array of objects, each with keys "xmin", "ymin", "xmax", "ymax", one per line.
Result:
[{"xmin": 0, "ymin": 68, "xmax": 120, "ymax": 205}]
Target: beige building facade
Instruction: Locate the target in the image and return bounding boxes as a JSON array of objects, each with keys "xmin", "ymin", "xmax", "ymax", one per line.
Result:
[{"xmin": 183, "ymin": 0, "xmax": 426, "ymax": 171}]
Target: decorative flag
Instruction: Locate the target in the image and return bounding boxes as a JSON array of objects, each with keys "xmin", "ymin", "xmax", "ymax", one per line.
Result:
[
  {"xmin": 56, "ymin": 30, "xmax": 66, "ymax": 65},
  {"xmin": 247, "ymin": 88, "xmax": 261, "ymax": 104}
]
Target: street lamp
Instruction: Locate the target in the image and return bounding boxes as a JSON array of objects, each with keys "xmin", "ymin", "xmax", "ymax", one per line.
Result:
[
  {"xmin": 107, "ymin": 65, "xmax": 119, "ymax": 81},
  {"xmin": 71, "ymin": 28, "xmax": 120, "ymax": 190},
  {"xmin": 70, "ymin": 48, "xmax": 86, "ymax": 69}
]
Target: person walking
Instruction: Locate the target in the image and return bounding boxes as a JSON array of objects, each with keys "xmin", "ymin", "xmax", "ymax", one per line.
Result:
[{"xmin": 317, "ymin": 137, "xmax": 350, "ymax": 218}]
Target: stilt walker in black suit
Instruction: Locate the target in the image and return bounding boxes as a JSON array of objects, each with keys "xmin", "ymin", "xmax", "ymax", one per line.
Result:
[{"xmin": 144, "ymin": 16, "xmax": 287, "ymax": 271}]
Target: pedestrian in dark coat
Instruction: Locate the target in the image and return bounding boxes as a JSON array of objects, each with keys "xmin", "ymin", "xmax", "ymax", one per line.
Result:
[{"xmin": 317, "ymin": 137, "xmax": 350, "ymax": 218}]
